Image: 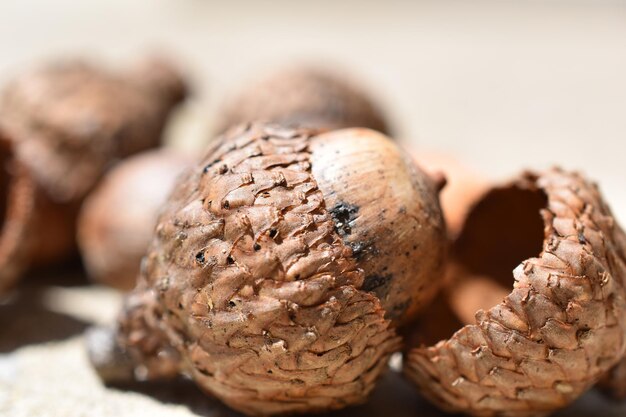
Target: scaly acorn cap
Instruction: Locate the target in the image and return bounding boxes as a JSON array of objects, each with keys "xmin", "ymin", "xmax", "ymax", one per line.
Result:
[
  {"xmin": 215, "ymin": 66, "xmax": 391, "ymax": 135},
  {"xmin": 404, "ymin": 168, "xmax": 626, "ymax": 417},
  {"xmin": 0, "ymin": 56, "xmax": 187, "ymax": 202},
  {"xmin": 0, "ymin": 56, "xmax": 187, "ymax": 293},
  {"xmin": 110, "ymin": 123, "xmax": 446, "ymax": 415}
]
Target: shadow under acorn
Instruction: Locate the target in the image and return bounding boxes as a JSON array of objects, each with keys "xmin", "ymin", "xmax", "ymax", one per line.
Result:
[
  {"xmin": 0, "ymin": 263, "xmax": 89, "ymax": 353},
  {"xmin": 105, "ymin": 367, "xmax": 626, "ymax": 417}
]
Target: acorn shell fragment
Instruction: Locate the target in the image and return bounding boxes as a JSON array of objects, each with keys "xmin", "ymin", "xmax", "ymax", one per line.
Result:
[
  {"xmin": 215, "ymin": 67, "xmax": 391, "ymax": 134},
  {"xmin": 404, "ymin": 169, "xmax": 626, "ymax": 417}
]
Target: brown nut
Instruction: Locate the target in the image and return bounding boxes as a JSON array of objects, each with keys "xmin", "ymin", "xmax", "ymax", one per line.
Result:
[
  {"xmin": 0, "ymin": 56, "xmax": 187, "ymax": 293},
  {"xmin": 78, "ymin": 149, "xmax": 193, "ymax": 291},
  {"xmin": 215, "ymin": 66, "xmax": 391, "ymax": 135},
  {"xmin": 404, "ymin": 168, "xmax": 626, "ymax": 417},
  {"xmin": 98, "ymin": 123, "xmax": 446, "ymax": 415}
]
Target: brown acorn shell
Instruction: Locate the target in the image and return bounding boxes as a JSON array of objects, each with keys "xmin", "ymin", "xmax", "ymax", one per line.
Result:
[
  {"xmin": 215, "ymin": 67, "xmax": 390, "ymax": 135},
  {"xmin": 77, "ymin": 149, "xmax": 193, "ymax": 291},
  {"xmin": 113, "ymin": 123, "xmax": 446, "ymax": 416},
  {"xmin": 0, "ymin": 56, "xmax": 187, "ymax": 292},
  {"xmin": 404, "ymin": 169, "xmax": 626, "ymax": 417}
]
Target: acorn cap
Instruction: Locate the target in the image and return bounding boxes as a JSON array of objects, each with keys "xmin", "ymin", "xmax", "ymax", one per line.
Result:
[
  {"xmin": 0, "ymin": 57, "xmax": 188, "ymax": 202},
  {"xmin": 108, "ymin": 123, "xmax": 446, "ymax": 415},
  {"xmin": 404, "ymin": 169, "xmax": 626, "ymax": 416},
  {"xmin": 215, "ymin": 66, "xmax": 391, "ymax": 135},
  {"xmin": 0, "ymin": 56, "xmax": 188, "ymax": 292}
]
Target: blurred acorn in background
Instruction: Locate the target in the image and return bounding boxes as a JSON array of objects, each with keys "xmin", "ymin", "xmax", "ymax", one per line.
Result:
[
  {"xmin": 0, "ymin": 55, "xmax": 188, "ymax": 293},
  {"xmin": 411, "ymin": 150, "xmax": 489, "ymax": 239},
  {"xmin": 78, "ymin": 149, "xmax": 192, "ymax": 291},
  {"xmin": 214, "ymin": 65, "xmax": 391, "ymax": 134}
]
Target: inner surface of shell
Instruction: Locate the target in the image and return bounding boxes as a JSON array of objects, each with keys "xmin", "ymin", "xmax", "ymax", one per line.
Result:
[
  {"xmin": 404, "ymin": 169, "xmax": 626, "ymax": 417},
  {"xmin": 118, "ymin": 123, "xmax": 448, "ymax": 415}
]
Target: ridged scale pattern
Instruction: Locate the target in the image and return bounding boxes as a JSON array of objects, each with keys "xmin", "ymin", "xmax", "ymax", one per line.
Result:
[
  {"xmin": 405, "ymin": 169, "xmax": 626, "ymax": 416},
  {"xmin": 119, "ymin": 124, "xmax": 400, "ymax": 416}
]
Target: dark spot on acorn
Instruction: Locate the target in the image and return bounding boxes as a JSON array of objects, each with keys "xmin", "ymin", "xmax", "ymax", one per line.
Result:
[
  {"xmin": 349, "ymin": 241, "xmax": 375, "ymax": 261},
  {"xmin": 389, "ymin": 299, "xmax": 410, "ymax": 319},
  {"xmin": 203, "ymin": 159, "xmax": 222, "ymax": 173},
  {"xmin": 253, "ymin": 243, "xmax": 261, "ymax": 251},
  {"xmin": 195, "ymin": 251, "xmax": 206, "ymax": 265},
  {"xmin": 362, "ymin": 274, "xmax": 392, "ymax": 293},
  {"xmin": 330, "ymin": 202, "xmax": 359, "ymax": 237}
]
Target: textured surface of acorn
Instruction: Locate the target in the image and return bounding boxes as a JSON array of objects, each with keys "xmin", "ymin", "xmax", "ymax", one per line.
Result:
[
  {"xmin": 404, "ymin": 168, "xmax": 626, "ymax": 417},
  {"xmin": 0, "ymin": 56, "xmax": 187, "ymax": 293},
  {"xmin": 215, "ymin": 66, "xmax": 391, "ymax": 134},
  {"xmin": 78, "ymin": 149, "xmax": 192, "ymax": 291},
  {"xmin": 96, "ymin": 123, "xmax": 447, "ymax": 415}
]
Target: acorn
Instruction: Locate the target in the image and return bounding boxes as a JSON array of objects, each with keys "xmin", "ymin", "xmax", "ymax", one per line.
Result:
[
  {"xmin": 0, "ymin": 55, "xmax": 188, "ymax": 293},
  {"xmin": 215, "ymin": 66, "xmax": 391, "ymax": 134},
  {"xmin": 91, "ymin": 123, "xmax": 447, "ymax": 415},
  {"xmin": 77, "ymin": 149, "xmax": 193, "ymax": 291},
  {"xmin": 404, "ymin": 168, "xmax": 626, "ymax": 417}
]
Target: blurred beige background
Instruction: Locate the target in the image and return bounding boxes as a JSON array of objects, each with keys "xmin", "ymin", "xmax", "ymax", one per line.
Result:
[{"xmin": 1, "ymin": 0, "xmax": 624, "ymax": 220}]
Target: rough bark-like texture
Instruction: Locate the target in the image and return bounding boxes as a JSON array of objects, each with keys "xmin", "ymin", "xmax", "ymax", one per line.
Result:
[
  {"xmin": 0, "ymin": 57, "xmax": 187, "ymax": 202},
  {"xmin": 404, "ymin": 169, "xmax": 626, "ymax": 417},
  {"xmin": 78, "ymin": 149, "xmax": 192, "ymax": 291},
  {"xmin": 112, "ymin": 123, "xmax": 446, "ymax": 416},
  {"xmin": 598, "ymin": 218, "xmax": 626, "ymax": 399},
  {"xmin": 0, "ymin": 56, "xmax": 187, "ymax": 293},
  {"xmin": 215, "ymin": 67, "xmax": 390, "ymax": 135}
]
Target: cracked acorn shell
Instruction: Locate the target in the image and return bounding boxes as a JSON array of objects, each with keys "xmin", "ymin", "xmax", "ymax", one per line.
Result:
[
  {"xmin": 214, "ymin": 66, "xmax": 391, "ymax": 135},
  {"xmin": 78, "ymin": 149, "xmax": 192, "ymax": 291},
  {"xmin": 110, "ymin": 123, "xmax": 446, "ymax": 415},
  {"xmin": 404, "ymin": 168, "xmax": 626, "ymax": 417},
  {"xmin": 0, "ymin": 56, "xmax": 187, "ymax": 293}
]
